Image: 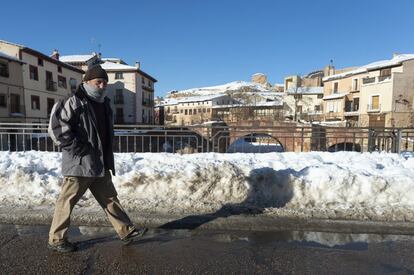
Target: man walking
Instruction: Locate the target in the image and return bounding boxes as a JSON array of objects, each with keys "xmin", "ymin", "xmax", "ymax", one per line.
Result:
[{"xmin": 48, "ymin": 65, "xmax": 146, "ymax": 252}]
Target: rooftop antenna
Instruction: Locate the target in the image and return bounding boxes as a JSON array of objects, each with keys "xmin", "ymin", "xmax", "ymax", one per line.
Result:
[{"xmin": 90, "ymin": 37, "xmax": 102, "ymax": 54}]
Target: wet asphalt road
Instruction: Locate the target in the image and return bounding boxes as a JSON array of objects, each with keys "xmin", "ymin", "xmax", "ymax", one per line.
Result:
[{"xmin": 1, "ymin": 224, "xmax": 414, "ymax": 275}]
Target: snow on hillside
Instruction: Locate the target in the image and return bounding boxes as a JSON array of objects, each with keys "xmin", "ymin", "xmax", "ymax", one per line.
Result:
[
  {"xmin": 1, "ymin": 151, "xmax": 414, "ymax": 222},
  {"xmin": 167, "ymin": 81, "xmax": 274, "ymax": 97}
]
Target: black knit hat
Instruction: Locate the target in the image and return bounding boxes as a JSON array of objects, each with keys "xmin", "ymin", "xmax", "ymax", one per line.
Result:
[{"xmin": 83, "ymin": 65, "xmax": 108, "ymax": 81}]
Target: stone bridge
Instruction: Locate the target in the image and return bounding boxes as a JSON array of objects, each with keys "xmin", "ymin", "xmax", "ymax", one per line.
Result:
[{"xmin": 191, "ymin": 120, "xmax": 397, "ymax": 153}]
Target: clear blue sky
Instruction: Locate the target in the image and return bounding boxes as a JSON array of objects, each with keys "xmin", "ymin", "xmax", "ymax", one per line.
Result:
[{"xmin": 2, "ymin": 0, "xmax": 414, "ymax": 97}]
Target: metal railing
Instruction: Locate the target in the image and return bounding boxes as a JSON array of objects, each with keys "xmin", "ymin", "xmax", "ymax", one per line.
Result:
[
  {"xmin": 362, "ymin": 77, "xmax": 376, "ymax": 84},
  {"xmin": 0, "ymin": 123, "xmax": 413, "ymax": 154},
  {"xmin": 46, "ymin": 80, "xmax": 57, "ymax": 91}
]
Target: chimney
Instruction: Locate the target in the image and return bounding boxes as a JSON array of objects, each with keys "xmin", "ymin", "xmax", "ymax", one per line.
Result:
[
  {"xmin": 51, "ymin": 49, "xmax": 59, "ymax": 60},
  {"xmin": 135, "ymin": 61, "xmax": 140, "ymax": 69}
]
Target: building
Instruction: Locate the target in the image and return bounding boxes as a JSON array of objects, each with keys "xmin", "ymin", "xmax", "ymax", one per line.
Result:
[
  {"xmin": 161, "ymin": 81, "xmax": 284, "ymax": 125},
  {"xmin": 162, "ymin": 94, "xmax": 234, "ymax": 125},
  {"xmin": 101, "ymin": 59, "xmax": 157, "ymax": 124},
  {"xmin": 0, "ymin": 51, "xmax": 25, "ymax": 122},
  {"xmin": 61, "ymin": 55, "xmax": 157, "ymax": 124},
  {"xmin": 284, "ymin": 86, "xmax": 324, "ymax": 122},
  {"xmin": 323, "ymin": 54, "xmax": 414, "ymax": 127},
  {"xmin": 0, "ymin": 40, "xmax": 84, "ymax": 123},
  {"xmin": 322, "ymin": 67, "xmax": 366, "ymax": 126},
  {"xmin": 283, "ymin": 69, "xmax": 327, "ymax": 121}
]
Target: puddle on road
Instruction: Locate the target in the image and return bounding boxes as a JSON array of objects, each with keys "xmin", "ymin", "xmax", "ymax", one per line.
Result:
[
  {"xmin": 2, "ymin": 223, "xmax": 414, "ymax": 251},
  {"xmin": 200, "ymin": 230, "xmax": 414, "ymax": 251}
]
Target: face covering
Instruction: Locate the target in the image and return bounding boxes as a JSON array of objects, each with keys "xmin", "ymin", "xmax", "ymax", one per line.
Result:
[{"xmin": 83, "ymin": 82, "xmax": 107, "ymax": 103}]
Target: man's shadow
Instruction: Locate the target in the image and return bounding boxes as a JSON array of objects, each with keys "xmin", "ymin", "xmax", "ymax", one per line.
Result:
[{"xmin": 158, "ymin": 167, "xmax": 296, "ymax": 230}]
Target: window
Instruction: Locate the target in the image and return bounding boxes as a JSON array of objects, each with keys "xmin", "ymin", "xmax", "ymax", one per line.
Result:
[
  {"xmin": 189, "ymin": 109, "xmax": 193, "ymax": 115},
  {"xmin": 29, "ymin": 65, "xmax": 39, "ymax": 80},
  {"xmin": 185, "ymin": 109, "xmax": 188, "ymax": 115},
  {"xmin": 58, "ymin": 75, "xmax": 67, "ymax": 88},
  {"xmin": 379, "ymin": 68, "xmax": 391, "ymax": 81},
  {"xmin": 31, "ymin": 95, "xmax": 40, "ymax": 110},
  {"xmin": 380, "ymin": 68, "xmax": 391, "ymax": 77},
  {"xmin": 314, "ymin": 105, "xmax": 321, "ymax": 112},
  {"xmin": 10, "ymin": 94, "xmax": 20, "ymax": 113},
  {"xmin": 57, "ymin": 66, "xmax": 62, "ymax": 73},
  {"xmin": 142, "ymin": 77, "xmax": 145, "ymax": 84},
  {"xmin": 116, "ymin": 108, "xmax": 124, "ymax": 123},
  {"xmin": 352, "ymin": 78, "xmax": 359, "ymax": 91},
  {"xmin": 0, "ymin": 61, "xmax": 9, "ymax": 77},
  {"xmin": 353, "ymin": 98, "xmax": 360, "ymax": 111},
  {"xmin": 207, "ymin": 108, "xmax": 211, "ymax": 113},
  {"xmin": 38, "ymin": 58, "xmax": 43, "ymax": 66},
  {"xmin": 0, "ymin": 94, "xmax": 6, "ymax": 107},
  {"xmin": 180, "ymin": 109, "xmax": 183, "ymax": 113},
  {"xmin": 317, "ymin": 94, "xmax": 323, "ymax": 99},
  {"xmin": 47, "ymin": 98, "xmax": 55, "ymax": 115},
  {"xmin": 115, "ymin": 89, "xmax": 123, "ymax": 104},
  {"xmin": 203, "ymin": 108, "xmax": 206, "ymax": 113},
  {"xmin": 69, "ymin": 78, "xmax": 77, "ymax": 92},
  {"xmin": 333, "ymin": 82, "xmax": 339, "ymax": 93},
  {"xmin": 46, "ymin": 71, "xmax": 56, "ymax": 91},
  {"xmin": 371, "ymin": 95, "xmax": 380, "ymax": 110},
  {"xmin": 166, "ymin": 107, "xmax": 170, "ymax": 113},
  {"xmin": 115, "ymin": 72, "xmax": 123, "ymax": 79}
]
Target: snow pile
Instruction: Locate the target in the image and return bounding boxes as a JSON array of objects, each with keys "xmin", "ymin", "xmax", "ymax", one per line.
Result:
[{"xmin": 0, "ymin": 151, "xmax": 414, "ymax": 221}]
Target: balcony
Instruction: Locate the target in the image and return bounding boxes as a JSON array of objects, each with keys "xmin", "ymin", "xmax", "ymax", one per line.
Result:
[
  {"xmin": 142, "ymin": 85, "xmax": 154, "ymax": 92},
  {"xmin": 367, "ymin": 104, "xmax": 381, "ymax": 113},
  {"xmin": 142, "ymin": 99, "xmax": 154, "ymax": 107},
  {"xmin": 46, "ymin": 80, "xmax": 57, "ymax": 91},
  {"xmin": 10, "ymin": 105, "xmax": 25, "ymax": 116},
  {"xmin": 378, "ymin": 75, "xmax": 391, "ymax": 82},
  {"xmin": 114, "ymin": 95, "xmax": 124, "ymax": 104},
  {"xmin": 362, "ymin": 77, "xmax": 376, "ymax": 85}
]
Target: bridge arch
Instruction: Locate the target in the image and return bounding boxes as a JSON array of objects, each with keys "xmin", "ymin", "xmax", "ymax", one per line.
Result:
[{"xmin": 227, "ymin": 132, "xmax": 286, "ymax": 153}]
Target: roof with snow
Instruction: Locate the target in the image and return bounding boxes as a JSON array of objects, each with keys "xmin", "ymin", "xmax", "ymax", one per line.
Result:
[
  {"xmin": 161, "ymin": 94, "xmax": 228, "ymax": 106},
  {"xmin": 323, "ymin": 92, "xmax": 349, "ymax": 100},
  {"xmin": 102, "ymin": 58, "xmax": 124, "ymax": 63},
  {"xmin": 0, "ymin": 51, "xmax": 24, "ymax": 63},
  {"xmin": 60, "ymin": 54, "xmax": 97, "ymax": 63},
  {"xmin": 323, "ymin": 54, "xmax": 414, "ymax": 81},
  {"xmin": 0, "ymin": 40, "xmax": 84, "ymax": 74},
  {"xmin": 101, "ymin": 61, "xmax": 137, "ymax": 71},
  {"xmin": 100, "ymin": 61, "xmax": 157, "ymax": 82},
  {"xmin": 286, "ymin": 87, "xmax": 324, "ymax": 95}
]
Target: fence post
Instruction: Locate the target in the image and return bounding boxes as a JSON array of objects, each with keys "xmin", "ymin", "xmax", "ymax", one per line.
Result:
[
  {"xmin": 206, "ymin": 126, "xmax": 211, "ymax": 152},
  {"xmin": 301, "ymin": 127, "xmax": 304, "ymax": 152},
  {"xmin": 394, "ymin": 129, "xmax": 402, "ymax": 154},
  {"xmin": 22, "ymin": 129, "xmax": 26, "ymax": 152},
  {"xmin": 368, "ymin": 128, "xmax": 375, "ymax": 152}
]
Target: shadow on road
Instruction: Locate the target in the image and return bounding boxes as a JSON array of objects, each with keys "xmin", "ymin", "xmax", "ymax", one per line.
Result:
[{"xmin": 158, "ymin": 167, "xmax": 295, "ymax": 230}]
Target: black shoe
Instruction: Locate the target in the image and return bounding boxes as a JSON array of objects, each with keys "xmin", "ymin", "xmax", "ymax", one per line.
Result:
[
  {"xmin": 48, "ymin": 241, "xmax": 77, "ymax": 253},
  {"xmin": 121, "ymin": 227, "xmax": 148, "ymax": 245}
]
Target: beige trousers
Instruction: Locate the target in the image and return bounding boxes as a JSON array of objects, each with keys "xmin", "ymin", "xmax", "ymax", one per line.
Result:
[{"xmin": 49, "ymin": 171, "xmax": 135, "ymax": 244}]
